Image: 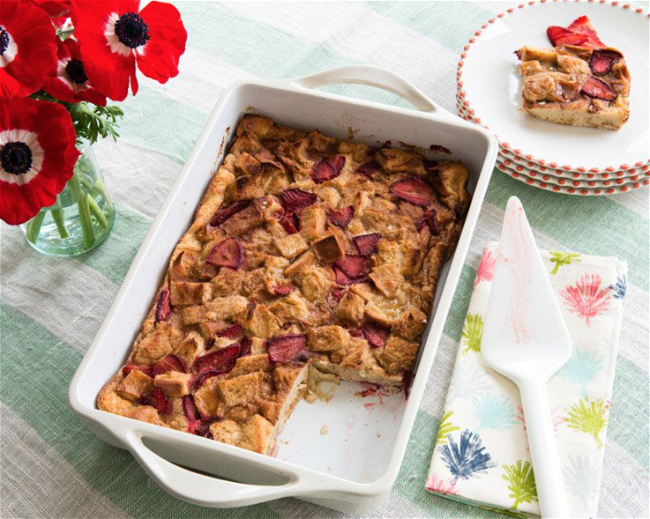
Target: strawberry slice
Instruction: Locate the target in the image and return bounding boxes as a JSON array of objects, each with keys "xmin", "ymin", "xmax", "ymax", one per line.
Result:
[
  {"xmin": 278, "ymin": 211, "xmax": 300, "ymax": 234},
  {"xmin": 153, "ymin": 354, "xmax": 187, "ymax": 376},
  {"xmin": 216, "ymin": 324, "xmax": 242, "ymax": 339},
  {"xmin": 581, "ymin": 77, "xmax": 616, "ymax": 101},
  {"xmin": 141, "ymin": 388, "xmax": 172, "ymax": 414},
  {"xmin": 188, "ymin": 420, "xmax": 213, "ymax": 437},
  {"xmin": 567, "ymin": 15, "xmax": 606, "ymax": 48},
  {"xmin": 193, "ymin": 344, "xmax": 241, "ymax": 374},
  {"xmin": 191, "ymin": 370, "xmax": 220, "ymax": 391},
  {"xmin": 361, "ymin": 322, "xmax": 390, "ymax": 349},
  {"xmin": 155, "ymin": 288, "xmax": 171, "ymax": 323},
  {"xmin": 334, "ymin": 267, "xmax": 359, "ymax": 286},
  {"xmin": 390, "ymin": 177, "xmax": 434, "ymax": 207},
  {"xmin": 546, "ymin": 26, "xmax": 588, "ymax": 47},
  {"xmin": 209, "ymin": 200, "xmax": 250, "ymax": 228},
  {"xmin": 182, "ymin": 394, "xmax": 201, "ymax": 422},
  {"xmin": 280, "ymin": 189, "xmax": 317, "ymax": 212},
  {"xmin": 267, "ymin": 334, "xmax": 307, "ymax": 364},
  {"xmin": 272, "ymin": 285, "xmax": 294, "ymax": 296},
  {"xmin": 589, "ymin": 49, "xmax": 621, "ymax": 76},
  {"xmin": 239, "ymin": 336, "xmax": 252, "ymax": 357},
  {"xmin": 310, "ymin": 155, "xmax": 346, "ymax": 184},
  {"xmin": 205, "ymin": 238, "xmax": 245, "ymax": 269},
  {"xmin": 416, "ymin": 209, "xmax": 439, "ymax": 235},
  {"xmin": 334, "ymin": 255, "xmax": 368, "ymax": 279},
  {"xmin": 329, "ymin": 205, "xmax": 354, "ymax": 228},
  {"xmin": 122, "ymin": 364, "xmax": 154, "ymax": 378},
  {"xmin": 356, "ymin": 160, "xmax": 380, "ymax": 178},
  {"xmin": 353, "ymin": 233, "xmax": 381, "ymax": 256}
]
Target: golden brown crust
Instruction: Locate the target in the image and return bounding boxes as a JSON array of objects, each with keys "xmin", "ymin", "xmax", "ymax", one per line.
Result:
[{"xmin": 98, "ymin": 115, "xmax": 469, "ymax": 455}]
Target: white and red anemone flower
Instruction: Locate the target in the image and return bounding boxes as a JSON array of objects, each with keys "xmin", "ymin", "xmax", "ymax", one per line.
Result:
[
  {"xmin": 44, "ymin": 38, "xmax": 107, "ymax": 106},
  {"xmin": 71, "ymin": 0, "xmax": 187, "ymax": 102},
  {"xmin": 0, "ymin": 0, "xmax": 57, "ymax": 99},
  {"xmin": 0, "ymin": 98, "xmax": 79, "ymax": 225}
]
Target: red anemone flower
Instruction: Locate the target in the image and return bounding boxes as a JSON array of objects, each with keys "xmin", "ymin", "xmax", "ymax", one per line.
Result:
[
  {"xmin": 0, "ymin": 0, "xmax": 58, "ymax": 99},
  {"xmin": 0, "ymin": 98, "xmax": 80, "ymax": 225},
  {"xmin": 43, "ymin": 38, "xmax": 107, "ymax": 106},
  {"xmin": 71, "ymin": 0, "xmax": 187, "ymax": 102},
  {"xmin": 30, "ymin": 0, "xmax": 70, "ymax": 17}
]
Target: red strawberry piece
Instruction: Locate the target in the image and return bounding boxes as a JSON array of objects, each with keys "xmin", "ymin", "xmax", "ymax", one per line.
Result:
[
  {"xmin": 182, "ymin": 395, "xmax": 201, "ymax": 422},
  {"xmin": 334, "ymin": 255, "xmax": 368, "ymax": 280},
  {"xmin": 589, "ymin": 49, "xmax": 621, "ymax": 76},
  {"xmin": 349, "ymin": 328, "xmax": 364, "ymax": 338},
  {"xmin": 310, "ymin": 155, "xmax": 346, "ymax": 184},
  {"xmin": 356, "ymin": 160, "xmax": 380, "ymax": 178},
  {"xmin": 390, "ymin": 177, "xmax": 434, "ymax": 207},
  {"xmin": 546, "ymin": 26, "xmax": 588, "ymax": 47},
  {"xmin": 155, "ymin": 288, "xmax": 172, "ymax": 323},
  {"xmin": 353, "ymin": 233, "xmax": 381, "ymax": 256},
  {"xmin": 334, "ymin": 267, "xmax": 358, "ymax": 286},
  {"xmin": 188, "ymin": 420, "xmax": 213, "ymax": 437},
  {"xmin": 272, "ymin": 285, "xmax": 294, "ymax": 296},
  {"xmin": 205, "ymin": 238, "xmax": 245, "ymax": 269},
  {"xmin": 122, "ymin": 364, "xmax": 154, "ymax": 378},
  {"xmin": 280, "ymin": 189, "xmax": 318, "ymax": 212},
  {"xmin": 416, "ymin": 209, "xmax": 439, "ymax": 234},
  {"xmin": 191, "ymin": 370, "xmax": 220, "ymax": 391},
  {"xmin": 267, "ymin": 334, "xmax": 307, "ymax": 364},
  {"xmin": 239, "ymin": 336, "xmax": 252, "ymax": 357},
  {"xmin": 581, "ymin": 77, "xmax": 616, "ymax": 101},
  {"xmin": 209, "ymin": 200, "xmax": 250, "ymax": 228},
  {"xmin": 141, "ymin": 388, "xmax": 172, "ymax": 414},
  {"xmin": 153, "ymin": 354, "xmax": 187, "ymax": 376},
  {"xmin": 567, "ymin": 15, "xmax": 606, "ymax": 48},
  {"xmin": 193, "ymin": 344, "xmax": 241, "ymax": 374},
  {"xmin": 217, "ymin": 324, "xmax": 242, "ymax": 339},
  {"xmin": 329, "ymin": 205, "xmax": 354, "ymax": 228},
  {"xmin": 279, "ymin": 210, "xmax": 300, "ymax": 234},
  {"xmin": 361, "ymin": 322, "xmax": 390, "ymax": 348}
]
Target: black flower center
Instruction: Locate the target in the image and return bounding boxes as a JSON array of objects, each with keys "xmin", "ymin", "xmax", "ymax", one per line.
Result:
[
  {"xmin": 114, "ymin": 12, "xmax": 150, "ymax": 48},
  {"xmin": 0, "ymin": 27, "xmax": 9, "ymax": 55},
  {"xmin": 65, "ymin": 58, "xmax": 88, "ymax": 84},
  {"xmin": 1, "ymin": 142, "xmax": 33, "ymax": 175}
]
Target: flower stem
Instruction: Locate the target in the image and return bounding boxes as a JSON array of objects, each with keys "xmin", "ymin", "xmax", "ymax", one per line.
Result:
[
  {"xmin": 25, "ymin": 211, "xmax": 46, "ymax": 244},
  {"xmin": 87, "ymin": 194, "xmax": 109, "ymax": 229},
  {"xmin": 50, "ymin": 196, "xmax": 69, "ymax": 239},
  {"xmin": 68, "ymin": 172, "xmax": 95, "ymax": 248}
]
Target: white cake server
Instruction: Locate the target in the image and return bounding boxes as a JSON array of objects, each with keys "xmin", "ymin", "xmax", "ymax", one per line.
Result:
[{"xmin": 481, "ymin": 196, "xmax": 573, "ymax": 518}]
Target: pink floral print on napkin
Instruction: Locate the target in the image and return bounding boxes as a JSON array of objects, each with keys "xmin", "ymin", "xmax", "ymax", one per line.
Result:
[{"xmin": 560, "ymin": 273, "xmax": 611, "ymax": 326}]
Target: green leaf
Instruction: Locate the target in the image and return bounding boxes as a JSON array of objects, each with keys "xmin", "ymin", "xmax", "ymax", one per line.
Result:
[
  {"xmin": 549, "ymin": 252, "xmax": 581, "ymax": 275},
  {"xmin": 461, "ymin": 313, "xmax": 484, "ymax": 354},
  {"xmin": 68, "ymin": 102, "xmax": 124, "ymax": 145},
  {"xmin": 502, "ymin": 460, "xmax": 538, "ymax": 510},
  {"xmin": 435, "ymin": 410, "xmax": 460, "ymax": 447},
  {"xmin": 565, "ymin": 398, "xmax": 608, "ymax": 449}
]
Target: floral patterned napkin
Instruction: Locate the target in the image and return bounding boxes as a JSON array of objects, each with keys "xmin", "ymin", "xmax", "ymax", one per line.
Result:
[{"xmin": 426, "ymin": 242, "xmax": 627, "ymax": 517}]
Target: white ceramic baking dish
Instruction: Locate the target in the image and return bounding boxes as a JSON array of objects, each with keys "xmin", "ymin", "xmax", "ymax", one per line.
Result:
[{"xmin": 69, "ymin": 66, "xmax": 497, "ymax": 514}]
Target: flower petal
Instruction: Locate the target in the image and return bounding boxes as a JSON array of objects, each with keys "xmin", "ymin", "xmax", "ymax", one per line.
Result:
[{"xmin": 135, "ymin": 1, "xmax": 187, "ymax": 83}]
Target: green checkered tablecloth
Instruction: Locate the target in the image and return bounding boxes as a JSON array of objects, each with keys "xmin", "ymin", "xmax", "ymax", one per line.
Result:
[{"xmin": 1, "ymin": 2, "xmax": 648, "ymax": 518}]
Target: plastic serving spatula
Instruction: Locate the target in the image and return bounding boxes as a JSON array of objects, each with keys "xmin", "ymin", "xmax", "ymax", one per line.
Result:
[{"xmin": 481, "ymin": 197, "xmax": 573, "ymax": 518}]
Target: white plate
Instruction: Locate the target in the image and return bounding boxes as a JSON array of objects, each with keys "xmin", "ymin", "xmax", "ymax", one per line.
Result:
[
  {"xmin": 457, "ymin": 100, "xmax": 650, "ymax": 178},
  {"xmin": 496, "ymin": 157, "xmax": 649, "ymax": 195},
  {"xmin": 458, "ymin": 0, "xmax": 649, "ymax": 171}
]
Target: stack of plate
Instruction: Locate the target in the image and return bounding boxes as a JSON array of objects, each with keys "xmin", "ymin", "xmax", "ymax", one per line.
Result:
[{"xmin": 454, "ymin": 0, "xmax": 649, "ymax": 196}]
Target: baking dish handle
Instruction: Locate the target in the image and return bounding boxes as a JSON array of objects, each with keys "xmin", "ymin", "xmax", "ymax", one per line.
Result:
[
  {"xmin": 289, "ymin": 65, "xmax": 454, "ymax": 117},
  {"xmin": 123, "ymin": 432, "xmax": 314, "ymax": 508}
]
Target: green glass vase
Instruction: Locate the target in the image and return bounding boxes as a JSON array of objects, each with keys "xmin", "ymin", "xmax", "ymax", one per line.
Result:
[{"xmin": 21, "ymin": 142, "xmax": 115, "ymax": 256}]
